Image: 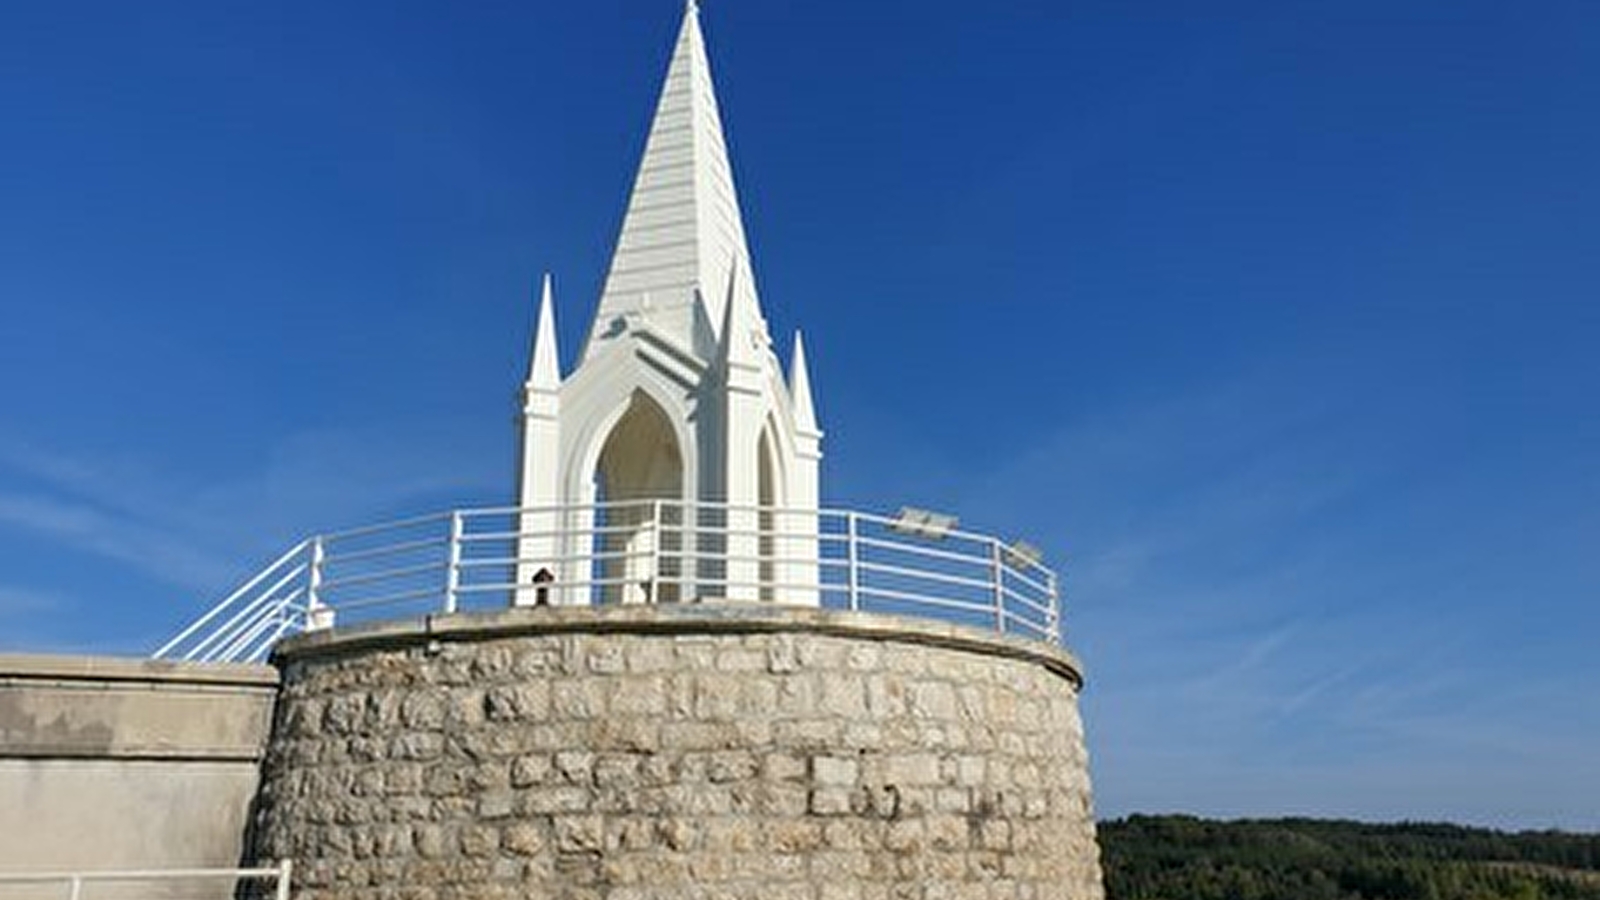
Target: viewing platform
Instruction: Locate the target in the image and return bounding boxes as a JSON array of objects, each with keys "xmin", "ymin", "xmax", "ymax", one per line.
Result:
[{"xmin": 154, "ymin": 500, "xmax": 1064, "ymax": 665}]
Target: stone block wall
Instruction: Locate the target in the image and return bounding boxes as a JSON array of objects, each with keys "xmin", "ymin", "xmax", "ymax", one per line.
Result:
[{"xmin": 253, "ymin": 606, "xmax": 1102, "ymax": 900}]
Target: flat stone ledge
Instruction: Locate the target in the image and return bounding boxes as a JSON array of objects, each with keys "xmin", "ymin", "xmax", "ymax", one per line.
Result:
[
  {"xmin": 0, "ymin": 654, "xmax": 279, "ymax": 761},
  {"xmin": 2, "ymin": 737, "xmax": 274, "ymax": 763},
  {"xmin": 273, "ymin": 602, "xmax": 1086, "ymax": 688},
  {"xmin": 0, "ymin": 653, "xmax": 279, "ymax": 688}
]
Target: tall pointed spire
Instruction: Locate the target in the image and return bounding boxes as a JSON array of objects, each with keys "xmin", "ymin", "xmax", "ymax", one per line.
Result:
[
  {"xmin": 582, "ymin": 1, "xmax": 762, "ymax": 360},
  {"xmin": 789, "ymin": 330, "xmax": 819, "ymax": 437},
  {"xmin": 528, "ymin": 273, "xmax": 560, "ymax": 392},
  {"xmin": 716, "ymin": 262, "xmax": 760, "ymax": 372},
  {"xmin": 516, "ymin": 273, "xmax": 563, "ymax": 595},
  {"xmin": 513, "ymin": 4, "xmax": 821, "ymax": 604}
]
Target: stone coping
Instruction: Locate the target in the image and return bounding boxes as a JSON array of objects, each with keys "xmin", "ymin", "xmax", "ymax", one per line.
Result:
[
  {"xmin": 274, "ymin": 603, "xmax": 1086, "ymax": 689},
  {"xmin": 0, "ymin": 653, "xmax": 279, "ymax": 688},
  {"xmin": 1, "ymin": 655, "xmax": 278, "ymax": 762}
]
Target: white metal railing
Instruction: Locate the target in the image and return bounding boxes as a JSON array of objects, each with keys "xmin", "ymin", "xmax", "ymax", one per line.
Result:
[
  {"xmin": 0, "ymin": 861, "xmax": 290, "ymax": 900},
  {"xmin": 154, "ymin": 501, "xmax": 1063, "ymax": 664}
]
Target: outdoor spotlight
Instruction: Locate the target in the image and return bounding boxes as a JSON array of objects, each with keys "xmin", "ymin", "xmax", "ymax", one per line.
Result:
[
  {"xmin": 1003, "ymin": 540, "xmax": 1044, "ymax": 569},
  {"xmin": 891, "ymin": 506, "xmax": 958, "ymax": 540}
]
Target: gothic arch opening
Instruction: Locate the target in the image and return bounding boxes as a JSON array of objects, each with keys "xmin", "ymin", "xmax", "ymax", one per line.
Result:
[
  {"xmin": 592, "ymin": 391, "xmax": 683, "ymax": 604},
  {"xmin": 757, "ymin": 422, "xmax": 779, "ymax": 600}
]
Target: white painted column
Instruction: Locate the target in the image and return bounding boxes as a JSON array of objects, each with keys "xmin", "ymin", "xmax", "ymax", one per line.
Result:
[
  {"xmin": 515, "ymin": 275, "xmax": 563, "ymax": 606},
  {"xmin": 722, "ymin": 375, "xmax": 764, "ymax": 601},
  {"xmin": 782, "ymin": 331, "xmax": 822, "ymax": 607}
]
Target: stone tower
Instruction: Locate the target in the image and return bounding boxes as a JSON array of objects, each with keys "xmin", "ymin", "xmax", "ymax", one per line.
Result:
[
  {"xmin": 514, "ymin": 0, "xmax": 821, "ymax": 608},
  {"xmin": 245, "ymin": 7, "xmax": 1104, "ymax": 900}
]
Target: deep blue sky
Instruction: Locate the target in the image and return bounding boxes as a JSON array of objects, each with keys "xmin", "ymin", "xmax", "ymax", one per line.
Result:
[{"xmin": 3, "ymin": 1, "xmax": 1597, "ymax": 830}]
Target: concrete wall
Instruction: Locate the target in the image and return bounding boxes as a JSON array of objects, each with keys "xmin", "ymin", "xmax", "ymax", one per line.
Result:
[
  {"xmin": 0, "ymin": 653, "xmax": 278, "ymax": 886},
  {"xmin": 253, "ymin": 605, "xmax": 1103, "ymax": 900}
]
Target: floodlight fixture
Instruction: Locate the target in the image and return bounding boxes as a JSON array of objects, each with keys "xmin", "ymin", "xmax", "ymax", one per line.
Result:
[
  {"xmin": 1003, "ymin": 540, "xmax": 1044, "ymax": 570},
  {"xmin": 891, "ymin": 506, "xmax": 958, "ymax": 540}
]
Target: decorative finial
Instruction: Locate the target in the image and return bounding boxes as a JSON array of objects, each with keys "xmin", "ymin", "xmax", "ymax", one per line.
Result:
[{"xmin": 687, "ymin": 0, "xmax": 699, "ymax": 14}]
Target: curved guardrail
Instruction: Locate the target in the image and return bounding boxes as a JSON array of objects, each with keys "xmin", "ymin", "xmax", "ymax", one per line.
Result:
[{"xmin": 153, "ymin": 501, "xmax": 1062, "ymax": 664}]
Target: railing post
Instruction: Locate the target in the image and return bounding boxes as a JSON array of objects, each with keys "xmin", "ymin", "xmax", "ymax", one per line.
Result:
[
  {"xmin": 305, "ymin": 536, "xmax": 333, "ymax": 631},
  {"xmin": 685, "ymin": 501, "xmax": 701, "ymax": 601},
  {"xmin": 276, "ymin": 858, "xmax": 294, "ymax": 900},
  {"xmin": 990, "ymin": 538, "xmax": 1006, "ymax": 635},
  {"xmin": 649, "ymin": 500, "xmax": 662, "ymax": 604},
  {"xmin": 846, "ymin": 512, "xmax": 860, "ymax": 612},
  {"xmin": 445, "ymin": 511, "xmax": 464, "ymax": 614},
  {"xmin": 68, "ymin": 875, "xmax": 81, "ymax": 900},
  {"xmin": 1047, "ymin": 569, "xmax": 1061, "ymax": 644},
  {"xmin": 306, "ymin": 536, "xmax": 323, "ymax": 608}
]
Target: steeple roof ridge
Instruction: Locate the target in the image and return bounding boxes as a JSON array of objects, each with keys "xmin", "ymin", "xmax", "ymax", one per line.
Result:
[{"xmin": 581, "ymin": 2, "xmax": 762, "ymax": 362}]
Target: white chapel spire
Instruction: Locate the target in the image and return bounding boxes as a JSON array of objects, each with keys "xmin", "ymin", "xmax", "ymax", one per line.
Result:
[
  {"xmin": 527, "ymin": 273, "xmax": 560, "ymax": 392},
  {"xmin": 515, "ymin": 3, "xmax": 821, "ymax": 605},
  {"xmin": 789, "ymin": 330, "xmax": 819, "ymax": 438},
  {"xmin": 582, "ymin": 0, "xmax": 762, "ymax": 361}
]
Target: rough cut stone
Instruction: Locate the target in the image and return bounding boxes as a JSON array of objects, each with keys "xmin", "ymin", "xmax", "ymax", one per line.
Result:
[{"xmin": 251, "ymin": 609, "xmax": 1100, "ymax": 900}]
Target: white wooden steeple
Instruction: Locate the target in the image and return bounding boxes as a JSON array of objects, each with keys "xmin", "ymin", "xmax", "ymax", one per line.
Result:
[
  {"xmin": 515, "ymin": 2, "xmax": 822, "ymax": 605},
  {"xmin": 583, "ymin": 0, "xmax": 763, "ymax": 363}
]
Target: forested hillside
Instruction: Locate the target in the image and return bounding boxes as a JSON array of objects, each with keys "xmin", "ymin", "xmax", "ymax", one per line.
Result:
[{"xmin": 1099, "ymin": 815, "xmax": 1600, "ymax": 900}]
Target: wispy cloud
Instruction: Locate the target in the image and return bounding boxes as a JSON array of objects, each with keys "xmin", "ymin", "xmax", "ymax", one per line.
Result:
[
  {"xmin": 0, "ymin": 421, "xmax": 500, "ymax": 601},
  {"xmin": 1177, "ymin": 621, "xmax": 1302, "ymax": 701},
  {"xmin": 0, "ymin": 492, "xmax": 238, "ymax": 589},
  {"xmin": 931, "ymin": 364, "xmax": 1600, "ymax": 829},
  {"xmin": 0, "ymin": 583, "xmax": 86, "ymax": 653},
  {"xmin": 0, "ymin": 584, "xmax": 69, "ymax": 617}
]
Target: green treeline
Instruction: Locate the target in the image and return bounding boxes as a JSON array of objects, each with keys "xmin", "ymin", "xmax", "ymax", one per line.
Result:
[{"xmin": 1099, "ymin": 815, "xmax": 1600, "ymax": 900}]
